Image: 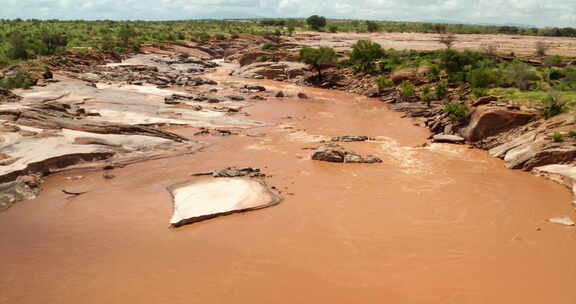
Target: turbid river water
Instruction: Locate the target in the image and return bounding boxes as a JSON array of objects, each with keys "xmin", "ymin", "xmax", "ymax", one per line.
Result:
[{"xmin": 1, "ymin": 62, "xmax": 575, "ymax": 304}]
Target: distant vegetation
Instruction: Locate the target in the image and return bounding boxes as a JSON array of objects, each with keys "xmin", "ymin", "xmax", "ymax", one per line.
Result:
[{"xmin": 1, "ymin": 17, "xmax": 575, "ymax": 68}]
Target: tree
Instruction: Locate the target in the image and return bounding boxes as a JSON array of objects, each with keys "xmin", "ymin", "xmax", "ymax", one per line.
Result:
[
  {"xmin": 366, "ymin": 21, "xmax": 380, "ymax": 33},
  {"xmin": 349, "ymin": 40, "xmax": 385, "ymax": 73},
  {"xmin": 298, "ymin": 46, "xmax": 337, "ymax": 80},
  {"xmin": 306, "ymin": 15, "xmax": 326, "ymax": 31},
  {"xmin": 439, "ymin": 33, "xmax": 457, "ymax": 49}
]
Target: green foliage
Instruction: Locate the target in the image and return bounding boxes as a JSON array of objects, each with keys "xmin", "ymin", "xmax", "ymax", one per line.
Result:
[
  {"xmin": 472, "ymin": 87, "xmax": 488, "ymax": 98},
  {"xmin": 435, "ymin": 81, "xmax": 448, "ymax": 100},
  {"xmin": 551, "ymin": 132, "xmax": 564, "ymax": 142},
  {"xmin": 468, "ymin": 67, "xmax": 497, "ymax": 88},
  {"xmin": 298, "ymin": 46, "xmax": 338, "ymax": 80},
  {"xmin": 544, "ymin": 55, "xmax": 562, "ymax": 68},
  {"xmin": 439, "ymin": 49, "xmax": 487, "ymax": 75},
  {"xmin": 443, "ymin": 102, "xmax": 469, "ymax": 121},
  {"xmin": 261, "ymin": 43, "xmax": 277, "ymax": 51},
  {"xmin": 540, "ymin": 92, "xmax": 569, "ymax": 119},
  {"xmin": 306, "ymin": 15, "xmax": 326, "ymax": 31},
  {"xmin": 569, "ymin": 130, "xmax": 576, "ymax": 138},
  {"xmin": 421, "ymin": 84, "xmax": 433, "ymax": 107},
  {"xmin": 349, "ymin": 40, "xmax": 385, "ymax": 73},
  {"xmin": 399, "ymin": 81, "xmax": 415, "ymax": 100},
  {"xmin": 0, "ymin": 72, "xmax": 32, "ymax": 89},
  {"xmin": 366, "ymin": 21, "xmax": 380, "ymax": 33},
  {"xmin": 375, "ymin": 75, "xmax": 393, "ymax": 91},
  {"xmin": 504, "ymin": 62, "xmax": 540, "ymax": 90},
  {"xmin": 328, "ymin": 25, "xmax": 338, "ymax": 33}
]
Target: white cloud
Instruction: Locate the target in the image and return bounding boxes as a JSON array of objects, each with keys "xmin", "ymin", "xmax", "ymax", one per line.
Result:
[{"xmin": 0, "ymin": 0, "xmax": 574, "ymax": 27}]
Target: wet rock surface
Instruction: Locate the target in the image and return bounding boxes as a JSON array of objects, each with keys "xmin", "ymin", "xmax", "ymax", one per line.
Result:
[
  {"xmin": 311, "ymin": 143, "xmax": 382, "ymax": 163},
  {"xmin": 331, "ymin": 136, "xmax": 373, "ymax": 142},
  {"xmin": 192, "ymin": 167, "xmax": 266, "ymax": 178},
  {"xmin": 168, "ymin": 178, "xmax": 282, "ymax": 227}
]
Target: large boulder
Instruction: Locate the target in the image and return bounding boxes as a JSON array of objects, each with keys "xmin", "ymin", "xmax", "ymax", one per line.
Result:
[
  {"xmin": 232, "ymin": 61, "xmax": 308, "ymax": 80},
  {"xmin": 462, "ymin": 107, "xmax": 537, "ymax": 142}
]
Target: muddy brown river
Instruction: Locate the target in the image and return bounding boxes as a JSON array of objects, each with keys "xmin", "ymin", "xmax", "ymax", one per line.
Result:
[{"xmin": 1, "ymin": 63, "xmax": 576, "ymax": 304}]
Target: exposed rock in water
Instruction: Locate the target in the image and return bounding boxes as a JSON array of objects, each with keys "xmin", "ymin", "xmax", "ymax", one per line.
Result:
[
  {"xmin": 331, "ymin": 136, "xmax": 372, "ymax": 142},
  {"xmin": 193, "ymin": 128, "xmax": 236, "ymax": 136},
  {"xmin": 548, "ymin": 216, "xmax": 575, "ymax": 226},
  {"xmin": 0, "ymin": 175, "xmax": 42, "ymax": 212},
  {"xmin": 297, "ymin": 92, "xmax": 308, "ymax": 99},
  {"xmin": 168, "ymin": 178, "xmax": 282, "ymax": 227},
  {"xmin": 432, "ymin": 134, "xmax": 466, "ymax": 144},
  {"xmin": 275, "ymin": 91, "xmax": 285, "ymax": 98},
  {"xmin": 192, "ymin": 167, "xmax": 265, "ymax": 178},
  {"xmin": 244, "ymin": 84, "xmax": 266, "ymax": 92},
  {"xmin": 532, "ymin": 164, "xmax": 576, "ymax": 206},
  {"xmin": 311, "ymin": 143, "xmax": 382, "ymax": 163}
]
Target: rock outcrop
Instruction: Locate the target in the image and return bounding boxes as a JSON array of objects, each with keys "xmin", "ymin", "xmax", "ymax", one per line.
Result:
[
  {"xmin": 232, "ymin": 61, "xmax": 307, "ymax": 80},
  {"xmin": 312, "ymin": 144, "xmax": 382, "ymax": 163},
  {"xmin": 462, "ymin": 106, "xmax": 537, "ymax": 142},
  {"xmin": 168, "ymin": 178, "xmax": 282, "ymax": 227}
]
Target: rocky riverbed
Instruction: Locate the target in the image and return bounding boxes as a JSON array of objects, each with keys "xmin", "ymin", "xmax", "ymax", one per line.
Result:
[{"xmin": 1, "ymin": 37, "xmax": 576, "ymax": 304}]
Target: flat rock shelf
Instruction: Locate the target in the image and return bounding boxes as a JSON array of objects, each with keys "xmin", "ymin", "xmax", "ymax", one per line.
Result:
[{"xmin": 168, "ymin": 178, "xmax": 283, "ymax": 227}]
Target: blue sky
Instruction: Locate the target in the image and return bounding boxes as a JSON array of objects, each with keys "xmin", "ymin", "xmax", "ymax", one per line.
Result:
[{"xmin": 1, "ymin": 0, "xmax": 575, "ymax": 27}]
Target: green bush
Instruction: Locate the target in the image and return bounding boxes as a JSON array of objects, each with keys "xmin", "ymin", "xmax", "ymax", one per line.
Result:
[
  {"xmin": 399, "ymin": 81, "xmax": 415, "ymax": 101},
  {"xmin": 261, "ymin": 43, "xmax": 277, "ymax": 50},
  {"xmin": 306, "ymin": 15, "xmax": 326, "ymax": 31},
  {"xmin": 349, "ymin": 40, "xmax": 386, "ymax": 73},
  {"xmin": 375, "ymin": 76, "xmax": 393, "ymax": 92},
  {"xmin": 421, "ymin": 84, "xmax": 433, "ymax": 107},
  {"xmin": 468, "ymin": 67, "xmax": 496, "ymax": 88},
  {"xmin": 540, "ymin": 92, "xmax": 568, "ymax": 119},
  {"xmin": 551, "ymin": 132, "xmax": 564, "ymax": 142},
  {"xmin": 504, "ymin": 62, "xmax": 540, "ymax": 90},
  {"xmin": 366, "ymin": 21, "xmax": 380, "ymax": 33},
  {"xmin": 328, "ymin": 25, "xmax": 338, "ymax": 33},
  {"xmin": 298, "ymin": 46, "xmax": 338, "ymax": 80},
  {"xmin": 443, "ymin": 102, "xmax": 469, "ymax": 121},
  {"xmin": 472, "ymin": 87, "xmax": 488, "ymax": 97},
  {"xmin": 435, "ymin": 81, "xmax": 448, "ymax": 100},
  {"xmin": 568, "ymin": 130, "xmax": 576, "ymax": 138},
  {"xmin": 0, "ymin": 72, "xmax": 33, "ymax": 89}
]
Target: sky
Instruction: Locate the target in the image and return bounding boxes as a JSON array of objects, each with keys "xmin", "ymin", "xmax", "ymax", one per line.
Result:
[{"xmin": 1, "ymin": 0, "xmax": 575, "ymax": 28}]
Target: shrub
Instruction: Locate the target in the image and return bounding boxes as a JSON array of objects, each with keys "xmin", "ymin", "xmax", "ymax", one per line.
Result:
[
  {"xmin": 399, "ymin": 81, "xmax": 415, "ymax": 101},
  {"xmin": 306, "ymin": 15, "xmax": 326, "ymax": 31},
  {"xmin": 421, "ymin": 84, "xmax": 433, "ymax": 107},
  {"xmin": 6, "ymin": 33, "xmax": 30, "ymax": 60},
  {"xmin": 261, "ymin": 43, "xmax": 277, "ymax": 50},
  {"xmin": 472, "ymin": 87, "xmax": 488, "ymax": 98},
  {"xmin": 540, "ymin": 92, "xmax": 568, "ymax": 119},
  {"xmin": 435, "ymin": 81, "xmax": 448, "ymax": 100},
  {"xmin": 468, "ymin": 67, "xmax": 495, "ymax": 88},
  {"xmin": 375, "ymin": 76, "xmax": 393, "ymax": 92},
  {"xmin": 504, "ymin": 62, "xmax": 540, "ymax": 90},
  {"xmin": 443, "ymin": 102, "xmax": 469, "ymax": 121},
  {"xmin": 0, "ymin": 72, "xmax": 33, "ymax": 89},
  {"xmin": 298, "ymin": 46, "xmax": 338, "ymax": 80},
  {"xmin": 328, "ymin": 25, "xmax": 338, "ymax": 33},
  {"xmin": 551, "ymin": 132, "xmax": 564, "ymax": 142},
  {"xmin": 568, "ymin": 130, "xmax": 576, "ymax": 137},
  {"xmin": 544, "ymin": 55, "xmax": 562, "ymax": 68},
  {"xmin": 349, "ymin": 40, "xmax": 386, "ymax": 73},
  {"xmin": 366, "ymin": 21, "xmax": 380, "ymax": 33}
]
